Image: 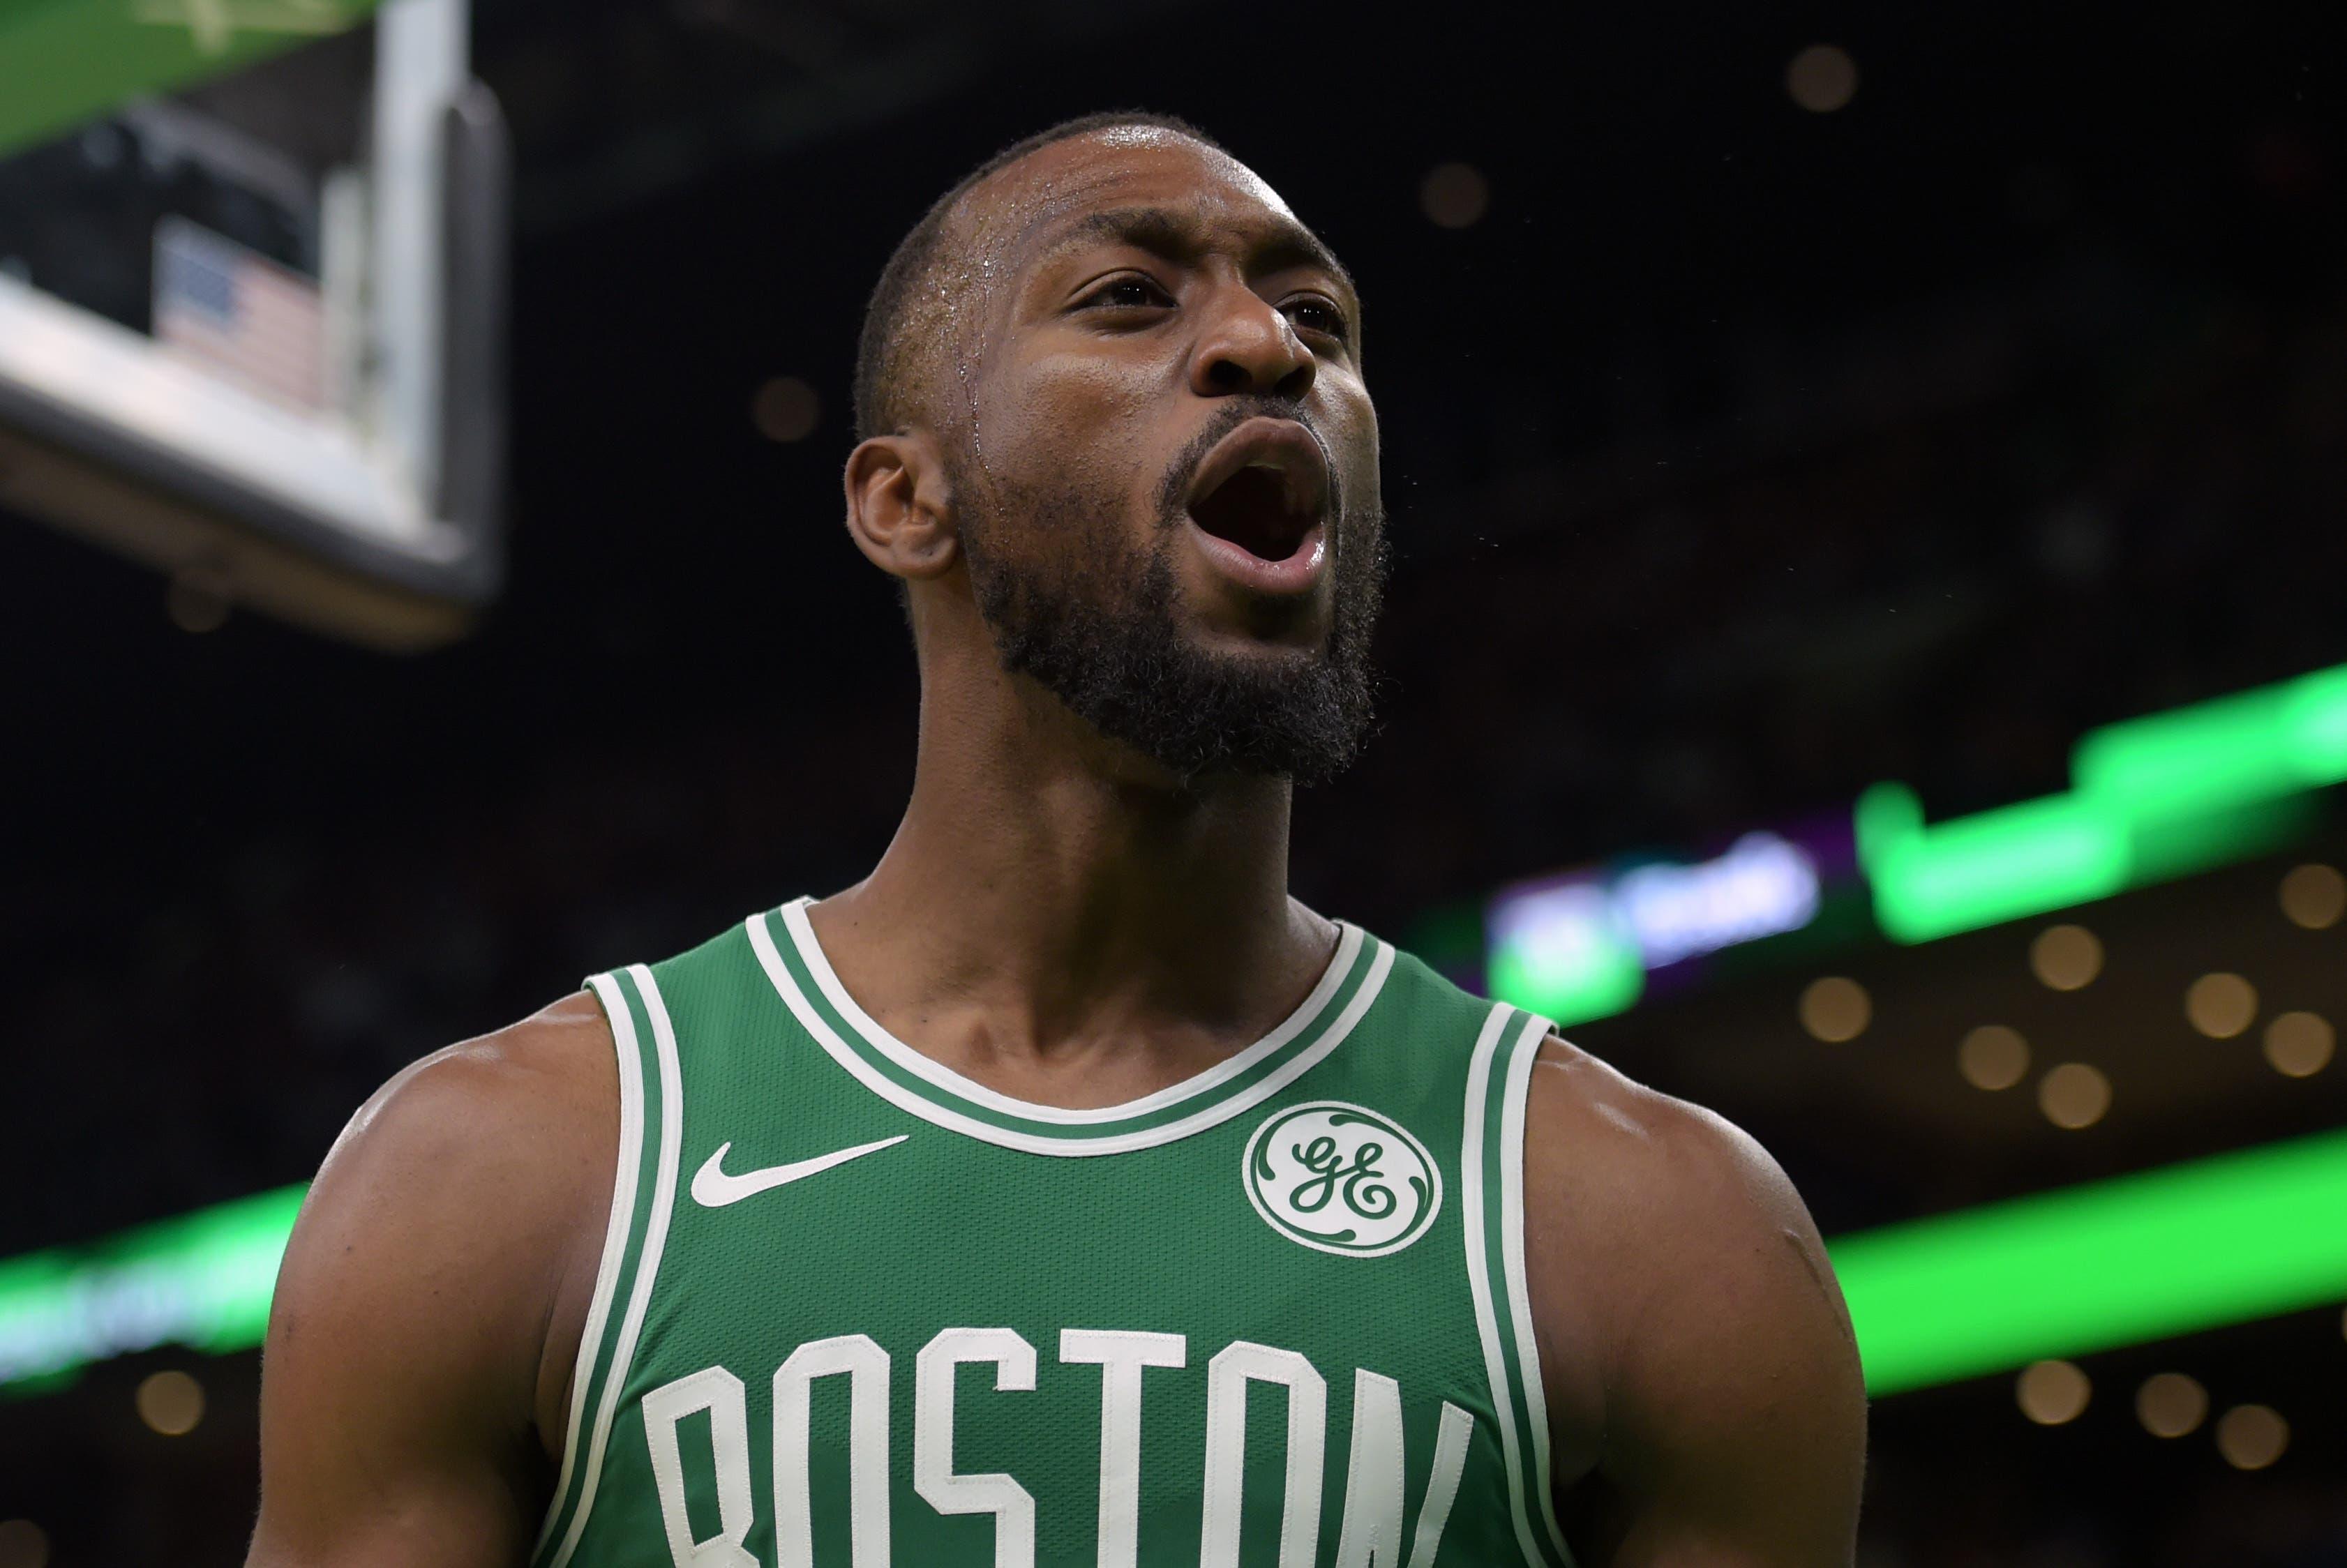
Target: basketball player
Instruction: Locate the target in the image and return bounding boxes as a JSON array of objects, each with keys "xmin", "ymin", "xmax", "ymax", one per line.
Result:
[{"xmin": 248, "ymin": 113, "xmax": 1865, "ymax": 1567}]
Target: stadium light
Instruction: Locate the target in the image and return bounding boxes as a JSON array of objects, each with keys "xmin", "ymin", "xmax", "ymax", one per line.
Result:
[
  {"xmin": 1483, "ymin": 880, "xmax": 1647, "ymax": 1025},
  {"xmin": 1485, "ymin": 831, "xmax": 1822, "ymax": 1024},
  {"xmin": 1860, "ymin": 659, "xmax": 2347, "ymax": 943},
  {"xmin": 0, "ymin": 1185, "xmax": 303, "ymax": 1392},
  {"xmin": 1485, "ymin": 660, "xmax": 2347, "ymax": 1019},
  {"xmin": 1831, "ymin": 1126, "xmax": 2347, "ymax": 1394}
]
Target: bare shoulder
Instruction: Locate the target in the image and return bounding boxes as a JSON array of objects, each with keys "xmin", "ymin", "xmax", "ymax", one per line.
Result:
[
  {"xmin": 284, "ymin": 988, "xmax": 621, "ymax": 1426},
  {"xmin": 309, "ymin": 988, "xmax": 618, "ymax": 1234},
  {"xmin": 283, "ymin": 990, "xmax": 620, "ymax": 1352},
  {"xmin": 1523, "ymin": 1036, "xmax": 1834, "ymax": 1291},
  {"xmin": 250, "ymin": 992, "xmax": 620, "ymax": 1567},
  {"xmin": 1522, "ymin": 1036, "xmax": 1866, "ymax": 1564}
]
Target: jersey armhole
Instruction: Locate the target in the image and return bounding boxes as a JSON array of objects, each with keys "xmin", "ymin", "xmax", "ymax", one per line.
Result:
[
  {"xmin": 529, "ymin": 971, "xmax": 652, "ymax": 1568},
  {"xmin": 1463, "ymin": 1004, "xmax": 1578, "ymax": 1568}
]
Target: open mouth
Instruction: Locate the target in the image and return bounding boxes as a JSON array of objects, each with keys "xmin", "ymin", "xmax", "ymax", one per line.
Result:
[
  {"xmin": 1190, "ymin": 464, "xmax": 1319, "ymax": 561},
  {"xmin": 1184, "ymin": 419, "xmax": 1330, "ymax": 566}
]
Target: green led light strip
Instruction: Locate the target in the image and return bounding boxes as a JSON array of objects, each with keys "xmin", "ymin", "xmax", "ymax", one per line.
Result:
[
  {"xmin": 1831, "ymin": 1127, "xmax": 2347, "ymax": 1395},
  {"xmin": 7, "ymin": 1131, "xmax": 2347, "ymax": 1398},
  {"xmin": 1859, "ymin": 660, "xmax": 2347, "ymax": 942},
  {"xmin": 0, "ymin": 1184, "xmax": 304, "ymax": 1392},
  {"xmin": 1487, "ymin": 660, "xmax": 2347, "ymax": 1025},
  {"xmin": 1484, "ymin": 914, "xmax": 1645, "ymax": 1030}
]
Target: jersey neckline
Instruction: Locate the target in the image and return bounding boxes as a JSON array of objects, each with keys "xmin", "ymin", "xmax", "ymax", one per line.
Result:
[{"xmin": 745, "ymin": 897, "xmax": 1395, "ymax": 1156}]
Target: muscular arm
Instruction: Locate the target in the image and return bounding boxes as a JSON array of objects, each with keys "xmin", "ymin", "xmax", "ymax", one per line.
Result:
[
  {"xmin": 1525, "ymin": 1041, "xmax": 1866, "ymax": 1568},
  {"xmin": 247, "ymin": 993, "xmax": 617, "ymax": 1568}
]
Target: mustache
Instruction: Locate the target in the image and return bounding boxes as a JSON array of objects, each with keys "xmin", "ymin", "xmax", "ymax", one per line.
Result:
[{"xmin": 1153, "ymin": 398, "xmax": 1342, "ymax": 527}]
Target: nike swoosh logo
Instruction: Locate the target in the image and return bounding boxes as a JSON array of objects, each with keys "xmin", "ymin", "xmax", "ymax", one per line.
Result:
[{"xmin": 689, "ymin": 1134, "xmax": 908, "ymax": 1208}]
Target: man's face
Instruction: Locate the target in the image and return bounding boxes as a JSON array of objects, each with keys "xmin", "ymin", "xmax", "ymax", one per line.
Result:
[{"xmin": 943, "ymin": 128, "xmax": 1386, "ymax": 784}]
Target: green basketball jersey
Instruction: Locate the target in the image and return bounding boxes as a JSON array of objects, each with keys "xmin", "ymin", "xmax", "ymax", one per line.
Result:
[{"xmin": 530, "ymin": 898, "xmax": 1574, "ymax": 1568}]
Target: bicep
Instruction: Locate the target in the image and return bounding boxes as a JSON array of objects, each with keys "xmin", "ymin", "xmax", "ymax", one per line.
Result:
[
  {"xmin": 1528, "ymin": 1054, "xmax": 1865, "ymax": 1568},
  {"xmin": 247, "ymin": 1055, "xmax": 580, "ymax": 1568},
  {"xmin": 1597, "ymin": 1193, "xmax": 1866, "ymax": 1567},
  {"xmin": 1598, "ymin": 1124, "xmax": 1866, "ymax": 1567}
]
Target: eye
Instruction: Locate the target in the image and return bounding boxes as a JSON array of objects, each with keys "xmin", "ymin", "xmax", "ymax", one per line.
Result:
[
  {"xmin": 1282, "ymin": 295, "xmax": 1351, "ymax": 342},
  {"xmin": 1077, "ymin": 274, "xmax": 1175, "ymax": 312}
]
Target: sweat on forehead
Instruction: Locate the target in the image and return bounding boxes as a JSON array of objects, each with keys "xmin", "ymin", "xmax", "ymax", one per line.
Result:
[
  {"xmin": 962, "ymin": 128, "xmax": 1291, "ymax": 246},
  {"xmin": 852, "ymin": 112, "xmax": 1279, "ymax": 443}
]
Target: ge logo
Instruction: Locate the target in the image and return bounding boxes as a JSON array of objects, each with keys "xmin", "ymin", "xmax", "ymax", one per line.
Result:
[{"xmin": 1242, "ymin": 1101, "xmax": 1441, "ymax": 1257}]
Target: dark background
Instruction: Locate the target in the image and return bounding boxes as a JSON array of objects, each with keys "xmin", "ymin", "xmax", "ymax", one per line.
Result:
[{"xmin": 6, "ymin": 1, "xmax": 2347, "ymax": 1562}]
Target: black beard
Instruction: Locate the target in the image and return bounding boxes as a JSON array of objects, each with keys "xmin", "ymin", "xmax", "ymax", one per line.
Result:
[{"xmin": 954, "ymin": 408, "xmax": 1387, "ymax": 786}]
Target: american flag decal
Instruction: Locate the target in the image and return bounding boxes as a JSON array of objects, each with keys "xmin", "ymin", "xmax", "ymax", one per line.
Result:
[{"xmin": 153, "ymin": 218, "xmax": 324, "ymax": 412}]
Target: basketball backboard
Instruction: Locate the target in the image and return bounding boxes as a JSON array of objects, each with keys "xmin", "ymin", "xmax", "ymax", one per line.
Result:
[{"xmin": 0, "ymin": 0, "xmax": 506, "ymax": 649}]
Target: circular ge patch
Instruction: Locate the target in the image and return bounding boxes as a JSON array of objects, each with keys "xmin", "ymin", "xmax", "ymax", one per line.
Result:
[{"xmin": 1242, "ymin": 1101, "xmax": 1441, "ymax": 1257}]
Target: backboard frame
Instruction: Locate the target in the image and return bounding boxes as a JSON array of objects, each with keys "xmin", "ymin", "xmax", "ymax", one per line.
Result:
[{"xmin": 0, "ymin": 0, "xmax": 506, "ymax": 650}]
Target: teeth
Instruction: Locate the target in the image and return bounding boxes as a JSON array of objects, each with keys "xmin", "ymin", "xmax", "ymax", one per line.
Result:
[{"xmin": 1245, "ymin": 457, "xmax": 1283, "ymax": 471}]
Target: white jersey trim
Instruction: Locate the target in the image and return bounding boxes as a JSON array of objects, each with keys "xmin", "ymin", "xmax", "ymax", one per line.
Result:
[
  {"xmin": 546, "ymin": 964, "xmax": 687, "ymax": 1568},
  {"xmin": 1499, "ymin": 1011, "xmax": 1574, "ymax": 1562},
  {"xmin": 748, "ymin": 910, "xmax": 1395, "ymax": 1157},
  {"xmin": 779, "ymin": 896, "xmax": 1365, "ymax": 1126},
  {"xmin": 1460, "ymin": 1002, "xmax": 1545, "ymax": 1568},
  {"xmin": 530, "ymin": 971, "xmax": 646, "ymax": 1563}
]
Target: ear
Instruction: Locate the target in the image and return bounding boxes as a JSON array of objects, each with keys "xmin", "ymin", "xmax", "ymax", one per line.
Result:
[{"xmin": 843, "ymin": 431, "xmax": 959, "ymax": 582}]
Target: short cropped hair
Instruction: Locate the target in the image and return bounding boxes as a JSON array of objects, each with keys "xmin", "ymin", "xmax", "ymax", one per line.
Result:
[{"xmin": 850, "ymin": 110, "xmax": 1225, "ymax": 444}]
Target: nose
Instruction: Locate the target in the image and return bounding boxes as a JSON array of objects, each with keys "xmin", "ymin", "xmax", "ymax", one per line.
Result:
[{"xmin": 1187, "ymin": 285, "xmax": 1317, "ymax": 402}]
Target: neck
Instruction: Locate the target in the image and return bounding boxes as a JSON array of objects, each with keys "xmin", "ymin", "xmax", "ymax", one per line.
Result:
[{"xmin": 808, "ymin": 647, "xmax": 1335, "ymax": 1088}]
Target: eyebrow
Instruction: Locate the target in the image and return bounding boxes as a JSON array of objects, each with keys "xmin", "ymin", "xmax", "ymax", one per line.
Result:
[{"xmin": 1035, "ymin": 205, "xmax": 1359, "ymax": 306}]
